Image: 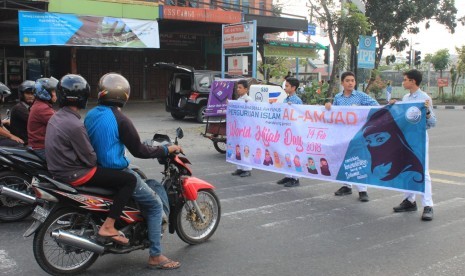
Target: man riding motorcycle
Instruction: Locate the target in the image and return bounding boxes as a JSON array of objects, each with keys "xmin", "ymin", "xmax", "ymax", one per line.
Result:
[
  {"xmin": 0, "ymin": 82, "xmax": 23, "ymax": 147},
  {"xmin": 84, "ymin": 73, "xmax": 182, "ymax": 270},
  {"xmin": 10, "ymin": 80, "xmax": 35, "ymax": 144}
]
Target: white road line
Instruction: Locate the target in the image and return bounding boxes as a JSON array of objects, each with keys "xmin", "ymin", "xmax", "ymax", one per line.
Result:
[
  {"xmin": 432, "ymin": 178, "xmax": 465, "ymax": 186},
  {"xmin": 431, "ymin": 169, "xmax": 465, "ymax": 178}
]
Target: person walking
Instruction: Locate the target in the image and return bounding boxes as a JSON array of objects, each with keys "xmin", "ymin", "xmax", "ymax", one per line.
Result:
[
  {"xmin": 231, "ymin": 79, "xmax": 253, "ymax": 177},
  {"xmin": 385, "ymin": 81, "xmax": 393, "ymax": 102},
  {"xmin": 276, "ymin": 77, "xmax": 303, "ymax": 188},
  {"xmin": 325, "ymin": 71, "xmax": 379, "ymax": 202},
  {"xmin": 390, "ymin": 69, "xmax": 435, "ymax": 221}
]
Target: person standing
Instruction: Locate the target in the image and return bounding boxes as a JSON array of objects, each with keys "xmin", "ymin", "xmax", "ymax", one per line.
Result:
[
  {"xmin": 10, "ymin": 80, "xmax": 35, "ymax": 144},
  {"xmin": 390, "ymin": 69, "xmax": 435, "ymax": 221},
  {"xmin": 46, "ymin": 74, "xmax": 136, "ymax": 245},
  {"xmin": 28, "ymin": 77, "xmax": 59, "ymax": 159},
  {"xmin": 276, "ymin": 77, "xmax": 303, "ymax": 188},
  {"xmin": 325, "ymin": 71, "xmax": 379, "ymax": 202},
  {"xmin": 231, "ymin": 79, "xmax": 253, "ymax": 177},
  {"xmin": 385, "ymin": 81, "xmax": 393, "ymax": 102}
]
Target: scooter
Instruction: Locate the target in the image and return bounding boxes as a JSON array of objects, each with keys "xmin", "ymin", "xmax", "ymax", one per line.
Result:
[{"xmin": 0, "ymin": 128, "xmax": 221, "ymax": 275}]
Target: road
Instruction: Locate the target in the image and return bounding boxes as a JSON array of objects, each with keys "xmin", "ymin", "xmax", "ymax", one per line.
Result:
[{"xmin": 1, "ymin": 103, "xmax": 465, "ymax": 276}]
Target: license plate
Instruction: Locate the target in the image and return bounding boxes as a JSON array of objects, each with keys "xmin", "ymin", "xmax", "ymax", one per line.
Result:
[{"xmin": 31, "ymin": 205, "xmax": 49, "ymax": 223}]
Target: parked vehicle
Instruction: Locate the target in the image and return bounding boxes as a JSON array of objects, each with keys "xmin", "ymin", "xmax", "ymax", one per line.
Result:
[
  {"xmin": 0, "ymin": 128, "xmax": 221, "ymax": 275},
  {"xmin": 156, "ymin": 62, "xmax": 239, "ymax": 123}
]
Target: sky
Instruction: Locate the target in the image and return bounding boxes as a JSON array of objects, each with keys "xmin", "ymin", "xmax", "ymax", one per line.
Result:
[{"xmin": 278, "ymin": 0, "xmax": 465, "ymax": 56}]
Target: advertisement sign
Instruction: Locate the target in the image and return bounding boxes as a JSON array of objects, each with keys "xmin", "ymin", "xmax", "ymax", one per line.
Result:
[
  {"xmin": 227, "ymin": 56, "xmax": 248, "ymax": 75},
  {"xmin": 357, "ymin": 35, "xmax": 376, "ymax": 69},
  {"xmin": 249, "ymin": 85, "xmax": 287, "ymax": 103},
  {"xmin": 18, "ymin": 11, "xmax": 160, "ymax": 48},
  {"xmin": 226, "ymin": 102, "xmax": 427, "ymax": 194},
  {"xmin": 437, "ymin": 78, "xmax": 449, "ymax": 87},
  {"xmin": 205, "ymin": 80, "xmax": 236, "ymax": 117},
  {"xmin": 223, "ymin": 23, "xmax": 254, "ymax": 49}
]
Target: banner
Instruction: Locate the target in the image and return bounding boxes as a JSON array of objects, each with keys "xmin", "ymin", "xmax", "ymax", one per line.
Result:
[
  {"xmin": 226, "ymin": 101, "xmax": 427, "ymax": 194},
  {"xmin": 18, "ymin": 11, "xmax": 159, "ymax": 48},
  {"xmin": 205, "ymin": 80, "xmax": 236, "ymax": 117},
  {"xmin": 357, "ymin": 35, "xmax": 376, "ymax": 69}
]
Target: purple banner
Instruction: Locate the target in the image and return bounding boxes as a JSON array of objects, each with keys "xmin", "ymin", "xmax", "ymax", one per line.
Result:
[{"xmin": 205, "ymin": 80, "xmax": 235, "ymax": 117}]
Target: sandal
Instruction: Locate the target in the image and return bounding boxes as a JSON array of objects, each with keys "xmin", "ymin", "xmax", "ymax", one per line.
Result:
[
  {"xmin": 148, "ymin": 259, "xmax": 181, "ymax": 270},
  {"xmin": 97, "ymin": 232, "xmax": 129, "ymax": 245}
]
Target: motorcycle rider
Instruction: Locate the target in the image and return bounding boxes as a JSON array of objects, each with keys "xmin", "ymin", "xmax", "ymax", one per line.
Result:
[
  {"xmin": 45, "ymin": 74, "xmax": 137, "ymax": 245},
  {"xmin": 10, "ymin": 80, "xmax": 35, "ymax": 144},
  {"xmin": 84, "ymin": 73, "xmax": 181, "ymax": 270},
  {"xmin": 28, "ymin": 77, "xmax": 59, "ymax": 159},
  {"xmin": 0, "ymin": 82, "xmax": 24, "ymax": 146}
]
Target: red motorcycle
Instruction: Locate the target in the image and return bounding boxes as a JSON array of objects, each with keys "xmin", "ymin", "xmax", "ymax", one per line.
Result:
[{"xmin": 1, "ymin": 128, "xmax": 221, "ymax": 275}]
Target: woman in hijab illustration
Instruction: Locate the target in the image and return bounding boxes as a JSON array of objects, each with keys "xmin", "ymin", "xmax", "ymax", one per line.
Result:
[
  {"xmin": 253, "ymin": 148, "xmax": 262, "ymax": 164},
  {"xmin": 235, "ymin": 144, "xmax": 241, "ymax": 160},
  {"xmin": 285, "ymin": 153, "xmax": 292, "ymax": 169},
  {"xmin": 242, "ymin": 145, "xmax": 251, "ymax": 163},
  {"xmin": 362, "ymin": 108, "xmax": 423, "ymax": 182},
  {"xmin": 320, "ymin": 158, "xmax": 331, "ymax": 176},
  {"xmin": 263, "ymin": 149, "xmax": 274, "ymax": 166},
  {"xmin": 273, "ymin": 151, "xmax": 284, "ymax": 168},
  {"xmin": 306, "ymin": 157, "xmax": 318, "ymax": 174},
  {"xmin": 294, "ymin": 155, "xmax": 303, "ymax": 172}
]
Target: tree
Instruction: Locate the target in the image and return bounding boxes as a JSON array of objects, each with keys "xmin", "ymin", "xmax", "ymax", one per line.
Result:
[
  {"xmin": 451, "ymin": 45, "xmax": 465, "ymax": 99},
  {"xmin": 429, "ymin": 49, "xmax": 450, "ymax": 102},
  {"xmin": 364, "ymin": 0, "xmax": 458, "ymax": 90},
  {"xmin": 309, "ymin": 1, "xmax": 370, "ymax": 97}
]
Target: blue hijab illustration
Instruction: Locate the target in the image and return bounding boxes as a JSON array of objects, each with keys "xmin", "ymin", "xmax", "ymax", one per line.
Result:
[{"xmin": 362, "ymin": 108, "xmax": 424, "ymax": 183}]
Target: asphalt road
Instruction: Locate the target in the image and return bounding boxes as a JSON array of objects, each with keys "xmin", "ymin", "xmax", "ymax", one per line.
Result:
[{"xmin": 1, "ymin": 103, "xmax": 465, "ymax": 276}]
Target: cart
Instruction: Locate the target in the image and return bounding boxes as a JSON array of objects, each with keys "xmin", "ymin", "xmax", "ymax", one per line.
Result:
[{"xmin": 203, "ymin": 116, "xmax": 227, "ymax": 154}]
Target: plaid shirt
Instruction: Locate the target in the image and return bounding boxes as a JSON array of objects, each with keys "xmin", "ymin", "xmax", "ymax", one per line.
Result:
[{"xmin": 333, "ymin": 90, "xmax": 379, "ymax": 107}]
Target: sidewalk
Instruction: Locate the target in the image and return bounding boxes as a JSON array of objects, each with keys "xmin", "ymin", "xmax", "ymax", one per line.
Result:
[{"xmin": 433, "ymin": 104, "xmax": 465, "ymax": 110}]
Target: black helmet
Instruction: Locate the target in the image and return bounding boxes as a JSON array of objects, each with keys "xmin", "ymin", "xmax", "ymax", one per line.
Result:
[
  {"xmin": 35, "ymin": 77, "xmax": 59, "ymax": 101},
  {"xmin": 57, "ymin": 74, "xmax": 90, "ymax": 109},
  {"xmin": 18, "ymin": 80, "xmax": 35, "ymax": 101},
  {"xmin": 97, "ymin": 73, "xmax": 130, "ymax": 108},
  {"xmin": 0, "ymin": 82, "xmax": 11, "ymax": 99}
]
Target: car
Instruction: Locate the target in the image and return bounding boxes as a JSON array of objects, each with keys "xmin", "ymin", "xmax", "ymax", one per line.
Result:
[{"xmin": 156, "ymin": 62, "xmax": 238, "ymax": 123}]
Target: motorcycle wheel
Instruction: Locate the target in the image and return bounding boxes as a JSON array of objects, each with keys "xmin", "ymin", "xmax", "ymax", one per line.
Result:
[
  {"xmin": 33, "ymin": 208, "xmax": 99, "ymax": 276},
  {"xmin": 0, "ymin": 171, "xmax": 34, "ymax": 222},
  {"xmin": 176, "ymin": 189, "xmax": 221, "ymax": 245}
]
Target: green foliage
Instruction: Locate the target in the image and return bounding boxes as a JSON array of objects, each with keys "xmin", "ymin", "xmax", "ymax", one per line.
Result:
[
  {"xmin": 430, "ymin": 49, "xmax": 451, "ymax": 73},
  {"xmin": 257, "ymin": 57, "xmax": 290, "ymax": 82},
  {"xmin": 366, "ymin": 75, "xmax": 386, "ymax": 100},
  {"xmin": 301, "ymin": 80, "xmax": 329, "ymax": 105}
]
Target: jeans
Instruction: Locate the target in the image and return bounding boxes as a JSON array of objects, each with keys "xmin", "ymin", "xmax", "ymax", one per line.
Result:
[{"xmin": 124, "ymin": 168, "xmax": 168, "ymax": 256}]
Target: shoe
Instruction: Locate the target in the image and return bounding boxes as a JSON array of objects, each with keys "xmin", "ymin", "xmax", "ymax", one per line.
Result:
[
  {"xmin": 240, "ymin": 171, "xmax": 251, "ymax": 177},
  {"xmin": 421, "ymin": 206, "xmax": 434, "ymax": 221},
  {"xmin": 334, "ymin": 186, "xmax": 352, "ymax": 196},
  {"xmin": 284, "ymin": 179, "xmax": 300, "ymax": 187},
  {"xmin": 393, "ymin": 199, "xmax": 417, "ymax": 212},
  {"xmin": 277, "ymin": 177, "xmax": 290, "ymax": 185},
  {"xmin": 358, "ymin": 192, "xmax": 369, "ymax": 202},
  {"xmin": 231, "ymin": 169, "xmax": 243, "ymax": 176}
]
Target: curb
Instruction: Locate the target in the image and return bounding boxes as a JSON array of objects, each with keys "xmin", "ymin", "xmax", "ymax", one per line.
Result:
[{"xmin": 433, "ymin": 105, "xmax": 465, "ymax": 110}]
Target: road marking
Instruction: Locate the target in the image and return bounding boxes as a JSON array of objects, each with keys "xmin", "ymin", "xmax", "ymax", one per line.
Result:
[
  {"xmin": 431, "ymin": 169, "xmax": 465, "ymax": 178},
  {"xmin": 432, "ymin": 178, "xmax": 465, "ymax": 186},
  {"xmin": 0, "ymin": 250, "xmax": 17, "ymax": 271}
]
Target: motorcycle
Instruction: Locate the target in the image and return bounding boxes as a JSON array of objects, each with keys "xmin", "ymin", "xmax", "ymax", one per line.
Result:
[{"xmin": 0, "ymin": 128, "xmax": 221, "ymax": 275}]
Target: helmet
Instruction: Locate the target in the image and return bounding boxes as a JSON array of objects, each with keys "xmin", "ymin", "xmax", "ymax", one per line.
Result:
[
  {"xmin": 97, "ymin": 73, "xmax": 130, "ymax": 108},
  {"xmin": 0, "ymin": 82, "xmax": 11, "ymax": 99},
  {"xmin": 34, "ymin": 77, "xmax": 59, "ymax": 101},
  {"xmin": 57, "ymin": 74, "xmax": 90, "ymax": 109},
  {"xmin": 18, "ymin": 80, "xmax": 35, "ymax": 101}
]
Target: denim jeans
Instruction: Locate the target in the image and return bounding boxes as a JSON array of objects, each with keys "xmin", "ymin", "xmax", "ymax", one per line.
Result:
[{"xmin": 124, "ymin": 168, "xmax": 168, "ymax": 256}]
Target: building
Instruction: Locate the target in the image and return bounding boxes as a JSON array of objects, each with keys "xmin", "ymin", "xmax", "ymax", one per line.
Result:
[{"xmin": 0, "ymin": 0, "xmax": 307, "ymax": 100}]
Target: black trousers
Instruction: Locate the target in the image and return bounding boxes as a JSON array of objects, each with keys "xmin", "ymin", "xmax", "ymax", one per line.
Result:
[{"xmin": 84, "ymin": 167, "xmax": 137, "ymax": 220}]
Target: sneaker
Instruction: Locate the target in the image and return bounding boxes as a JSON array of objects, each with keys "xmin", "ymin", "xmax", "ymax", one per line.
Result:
[
  {"xmin": 231, "ymin": 169, "xmax": 243, "ymax": 176},
  {"xmin": 358, "ymin": 192, "xmax": 369, "ymax": 202},
  {"xmin": 393, "ymin": 199, "xmax": 417, "ymax": 212},
  {"xmin": 240, "ymin": 171, "xmax": 251, "ymax": 177},
  {"xmin": 277, "ymin": 177, "xmax": 290, "ymax": 185},
  {"xmin": 334, "ymin": 186, "xmax": 352, "ymax": 196},
  {"xmin": 284, "ymin": 179, "xmax": 300, "ymax": 187},
  {"xmin": 421, "ymin": 206, "xmax": 433, "ymax": 221}
]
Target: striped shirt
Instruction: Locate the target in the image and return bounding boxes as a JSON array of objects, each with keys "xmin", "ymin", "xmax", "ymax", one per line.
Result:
[{"xmin": 333, "ymin": 90, "xmax": 379, "ymax": 107}]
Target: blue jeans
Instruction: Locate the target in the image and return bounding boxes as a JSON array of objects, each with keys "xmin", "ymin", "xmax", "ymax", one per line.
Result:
[{"xmin": 125, "ymin": 168, "xmax": 168, "ymax": 256}]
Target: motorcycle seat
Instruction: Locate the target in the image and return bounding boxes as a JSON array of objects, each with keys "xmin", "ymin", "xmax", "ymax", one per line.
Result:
[
  {"xmin": 74, "ymin": 186, "xmax": 116, "ymax": 197},
  {"xmin": 0, "ymin": 146, "xmax": 45, "ymax": 163}
]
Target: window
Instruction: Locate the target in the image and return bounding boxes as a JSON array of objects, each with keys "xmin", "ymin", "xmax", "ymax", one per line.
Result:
[
  {"xmin": 259, "ymin": 1, "xmax": 265, "ymax": 15},
  {"xmin": 241, "ymin": 0, "xmax": 249, "ymax": 14}
]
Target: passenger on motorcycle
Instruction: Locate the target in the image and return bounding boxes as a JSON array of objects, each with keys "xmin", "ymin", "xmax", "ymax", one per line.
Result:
[
  {"xmin": 28, "ymin": 77, "xmax": 58, "ymax": 159},
  {"xmin": 10, "ymin": 80, "xmax": 35, "ymax": 144},
  {"xmin": 0, "ymin": 82, "xmax": 24, "ymax": 146},
  {"xmin": 45, "ymin": 74, "xmax": 137, "ymax": 245},
  {"xmin": 84, "ymin": 73, "xmax": 182, "ymax": 270}
]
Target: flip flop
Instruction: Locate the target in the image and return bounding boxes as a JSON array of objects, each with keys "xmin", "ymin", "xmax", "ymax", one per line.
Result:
[
  {"xmin": 148, "ymin": 259, "xmax": 181, "ymax": 270},
  {"xmin": 97, "ymin": 232, "xmax": 129, "ymax": 245}
]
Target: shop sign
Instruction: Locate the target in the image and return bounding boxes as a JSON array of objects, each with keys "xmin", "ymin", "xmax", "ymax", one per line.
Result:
[
  {"xmin": 264, "ymin": 45, "xmax": 316, "ymax": 58},
  {"xmin": 223, "ymin": 23, "xmax": 254, "ymax": 49},
  {"xmin": 160, "ymin": 33, "xmax": 201, "ymax": 49},
  {"xmin": 162, "ymin": 6, "xmax": 241, "ymax": 24}
]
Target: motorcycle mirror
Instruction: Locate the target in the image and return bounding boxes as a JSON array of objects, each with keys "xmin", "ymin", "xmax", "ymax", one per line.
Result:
[
  {"xmin": 176, "ymin": 127, "xmax": 184, "ymax": 139},
  {"xmin": 6, "ymin": 109, "xmax": 10, "ymax": 116}
]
